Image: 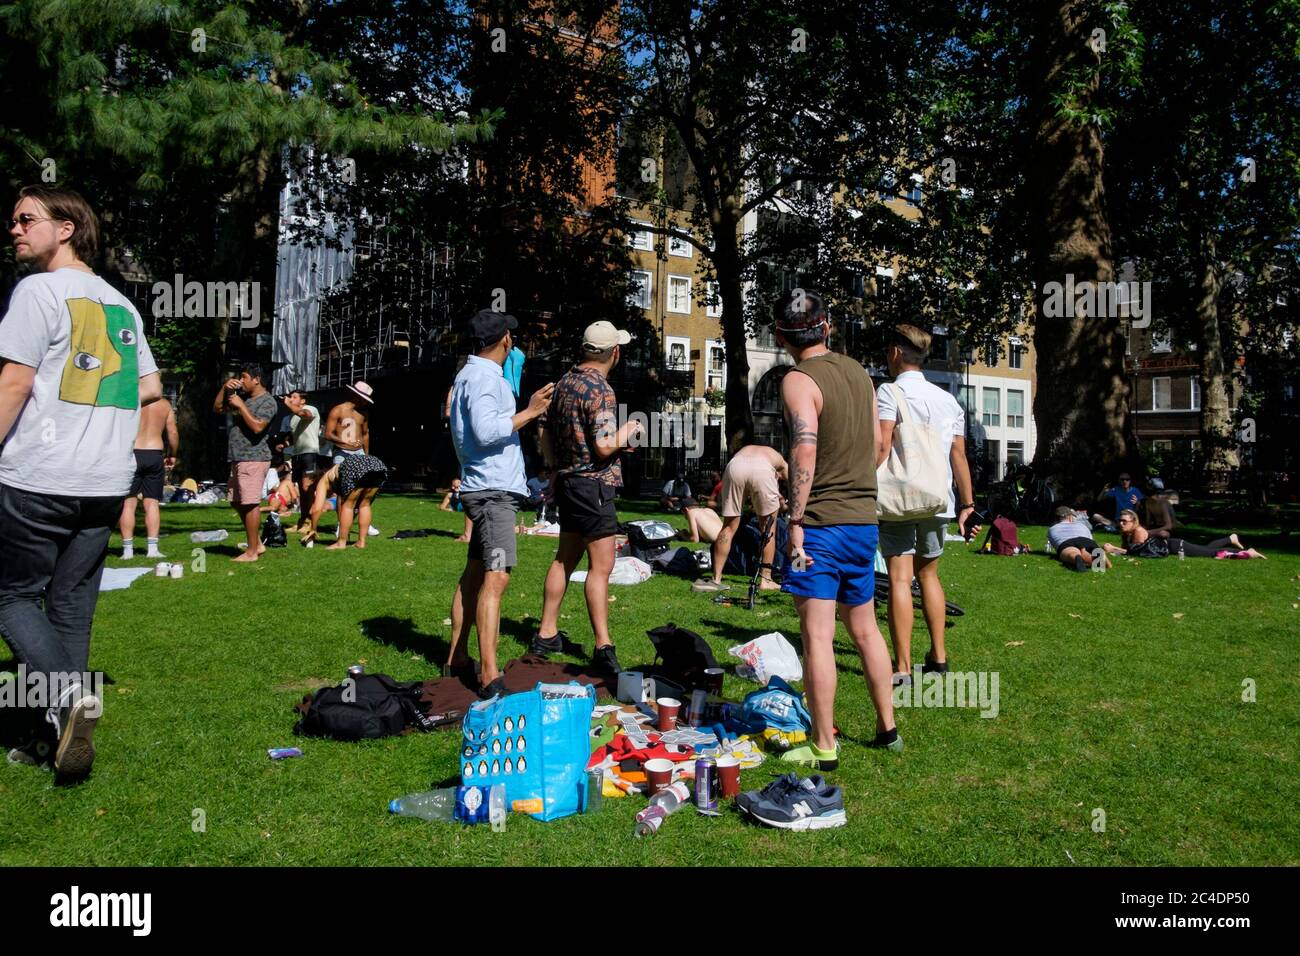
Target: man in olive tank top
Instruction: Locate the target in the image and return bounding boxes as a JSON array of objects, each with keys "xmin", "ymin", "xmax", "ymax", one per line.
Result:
[{"xmin": 775, "ymin": 290, "xmax": 901, "ymax": 771}]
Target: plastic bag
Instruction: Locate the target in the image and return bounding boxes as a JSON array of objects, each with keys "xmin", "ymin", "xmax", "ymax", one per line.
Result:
[
  {"xmin": 728, "ymin": 631, "xmax": 803, "ymax": 685},
  {"xmin": 569, "ymin": 556, "xmax": 653, "ymax": 585}
]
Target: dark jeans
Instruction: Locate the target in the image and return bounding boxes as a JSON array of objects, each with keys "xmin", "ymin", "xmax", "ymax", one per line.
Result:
[
  {"xmin": 1168, "ymin": 536, "xmax": 1235, "ymax": 558},
  {"xmin": 0, "ymin": 483, "xmax": 119, "ymax": 739}
]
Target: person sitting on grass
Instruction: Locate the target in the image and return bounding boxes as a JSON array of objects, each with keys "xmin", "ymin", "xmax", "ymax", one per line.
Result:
[
  {"xmin": 1047, "ymin": 505, "xmax": 1111, "ymax": 572},
  {"xmin": 262, "ymin": 463, "xmax": 297, "ymax": 516},
  {"xmin": 1102, "ymin": 509, "xmax": 1266, "ymax": 559},
  {"xmin": 440, "ymin": 476, "xmax": 474, "ymax": 542},
  {"xmin": 1142, "ymin": 493, "xmax": 1178, "ymax": 538}
]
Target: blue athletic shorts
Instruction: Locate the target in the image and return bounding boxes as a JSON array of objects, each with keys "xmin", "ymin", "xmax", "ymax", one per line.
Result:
[{"xmin": 781, "ymin": 523, "xmax": 878, "ymax": 606}]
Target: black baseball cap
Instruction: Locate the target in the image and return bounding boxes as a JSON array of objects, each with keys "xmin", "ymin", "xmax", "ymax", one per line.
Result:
[{"xmin": 468, "ymin": 309, "xmax": 518, "ymax": 342}]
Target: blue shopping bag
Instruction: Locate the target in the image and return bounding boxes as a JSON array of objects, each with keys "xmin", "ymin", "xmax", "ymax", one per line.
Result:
[{"xmin": 460, "ymin": 681, "xmax": 594, "ymax": 821}]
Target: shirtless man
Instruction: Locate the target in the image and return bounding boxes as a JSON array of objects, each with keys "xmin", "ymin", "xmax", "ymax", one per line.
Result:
[
  {"xmin": 320, "ymin": 381, "xmax": 386, "ymax": 549},
  {"xmin": 692, "ymin": 444, "xmax": 786, "ymax": 593},
  {"xmin": 118, "ymin": 396, "xmax": 179, "ymax": 559}
]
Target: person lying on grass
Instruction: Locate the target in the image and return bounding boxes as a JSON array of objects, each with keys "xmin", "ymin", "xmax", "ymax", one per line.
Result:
[
  {"xmin": 1102, "ymin": 509, "xmax": 1266, "ymax": 559},
  {"xmin": 680, "ymin": 496, "xmax": 723, "ymax": 544},
  {"xmin": 1047, "ymin": 506, "xmax": 1112, "ymax": 572}
]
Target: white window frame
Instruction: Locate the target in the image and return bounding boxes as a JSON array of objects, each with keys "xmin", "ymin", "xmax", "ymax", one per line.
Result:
[
  {"xmin": 665, "ymin": 335, "xmax": 691, "ymax": 371},
  {"xmin": 981, "ymin": 387, "xmax": 1000, "ymax": 427},
  {"xmin": 628, "ymin": 220, "xmax": 653, "ymax": 251},
  {"xmin": 705, "ymin": 338, "xmax": 726, "ymax": 391},
  {"xmin": 628, "ymin": 270, "xmax": 652, "ymax": 310},
  {"xmin": 1190, "ymin": 377, "xmax": 1200, "ymax": 411},
  {"xmin": 705, "ymin": 281, "xmax": 722, "ymax": 318},
  {"xmin": 668, "ymin": 231, "xmax": 692, "ymax": 258},
  {"xmin": 1009, "ymin": 336, "xmax": 1024, "ymax": 369},
  {"xmin": 667, "ymin": 274, "xmax": 692, "ymax": 314},
  {"xmin": 1152, "ymin": 376, "xmax": 1172, "ymax": 410},
  {"xmin": 1007, "ymin": 389, "xmax": 1025, "ymax": 429}
]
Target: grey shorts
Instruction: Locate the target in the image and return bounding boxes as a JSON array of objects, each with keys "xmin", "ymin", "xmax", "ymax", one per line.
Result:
[
  {"xmin": 460, "ymin": 490, "xmax": 522, "ymax": 570},
  {"xmin": 878, "ymin": 516, "xmax": 950, "ymax": 559}
]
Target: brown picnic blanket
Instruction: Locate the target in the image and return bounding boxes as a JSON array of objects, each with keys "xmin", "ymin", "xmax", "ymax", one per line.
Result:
[{"xmin": 417, "ymin": 655, "xmax": 614, "ymax": 729}]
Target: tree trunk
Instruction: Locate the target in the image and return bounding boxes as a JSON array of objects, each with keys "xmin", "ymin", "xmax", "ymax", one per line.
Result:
[
  {"xmin": 1026, "ymin": 0, "xmax": 1134, "ymax": 497},
  {"xmin": 1193, "ymin": 252, "xmax": 1238, "ymax": 486},
  {"xmin": 712, "ymin": 218, "xmax": 753, "ymax": 452}
]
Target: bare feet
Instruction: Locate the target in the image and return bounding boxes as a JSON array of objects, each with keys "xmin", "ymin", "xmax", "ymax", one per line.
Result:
[
  {"xmin": 325, "ymin": 540, "xmax": 349, "ymax": 550},
  {"xmin": 758, "ymin": 578, "xmax": 782, "ymax": 591},
  {"xmin": 232, "ymin": 551, "xmax": 259, "ymax": 563},
  {"xmin": 454, "ymin": 535, "xmax": 470, "ymax": 543},
  {"xmin": 1245, "ymin": 548, "xmax": 1267, "ymax": 559},
  {"xmin": 301, "ymin": 530, "xmax": 316, "ymax": 547},
  {"xmin": 1230, "ymin": 533, "xmax": 1242, "ymax": 549},
  {"xmin": 353, "ymin": 541, "xmax": 366, "ymax": 549}
]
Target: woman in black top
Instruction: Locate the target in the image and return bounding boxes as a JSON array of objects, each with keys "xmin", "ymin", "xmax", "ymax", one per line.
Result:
[{"xmin": 1102, "ymin": 510, "xmax": 1266, "ymax": 559}]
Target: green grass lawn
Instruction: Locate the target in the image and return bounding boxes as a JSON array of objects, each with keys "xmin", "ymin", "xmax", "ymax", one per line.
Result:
[{"xmin": 2, "ymin": 494, "xmax": 1297, "ymax": 866}]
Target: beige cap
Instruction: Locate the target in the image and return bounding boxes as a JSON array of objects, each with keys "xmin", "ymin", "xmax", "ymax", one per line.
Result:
[{"xmin": 582, "ymin": 320, "xmax": 632, "ymax": 352}]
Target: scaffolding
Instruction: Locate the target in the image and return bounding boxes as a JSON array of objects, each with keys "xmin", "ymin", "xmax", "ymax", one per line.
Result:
[{"xmin": 315, "ymin": 229, "xmax": 478, "ymax": 390}]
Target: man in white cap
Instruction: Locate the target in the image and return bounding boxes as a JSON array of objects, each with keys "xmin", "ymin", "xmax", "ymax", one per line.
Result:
[{"xmin": 530, "ymin": 320, "xmax": 644, "ymax": 675}]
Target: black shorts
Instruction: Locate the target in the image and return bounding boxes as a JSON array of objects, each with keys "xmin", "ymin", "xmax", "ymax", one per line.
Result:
[
  {"xmin": 1057, "ymin": 536, "xmax": 1099, "ymax": 554},
  {"xmin": 128, "ymin": 449, "xmax": 165, "ymax": 500},
  {"xmin": 292, "ymin": 453, "xmax": 320, "ymax": 484},
  {"xmin": 556, "ymin": 474, "xmax": 619, "ymax": 539}
]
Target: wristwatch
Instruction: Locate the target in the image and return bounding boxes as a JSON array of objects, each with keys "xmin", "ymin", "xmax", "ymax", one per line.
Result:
[{"xmin": 959, "ymin": 502, "xmax": 975, "ymax": 511}]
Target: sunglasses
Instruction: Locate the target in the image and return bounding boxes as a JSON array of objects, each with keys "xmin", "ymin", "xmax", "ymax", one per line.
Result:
[{"xmin": 7, "ymin": 213, "xmax": 60, "ymax": 231}]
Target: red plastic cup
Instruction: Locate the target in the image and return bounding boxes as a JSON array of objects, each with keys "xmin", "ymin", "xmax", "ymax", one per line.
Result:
[
  {"xmin": 716, "ymin": 755, "xmax": 741, "ymax": 798},
  {"xmin": 656, "ymin": 697, "xmax": 681, "ymax": 732},
  {"xmin": 644, "ymin": 758, "xmax": 674, "ymax": 797}
]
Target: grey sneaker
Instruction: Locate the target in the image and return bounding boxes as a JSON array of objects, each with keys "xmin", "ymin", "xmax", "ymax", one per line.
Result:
[
  {"xmin": 748, "ymin": 774, "xmax": 846, "ymax": 831},
  {"xmin": 736, "ymin": 771, "xmax": 803, "ymax": 816}
]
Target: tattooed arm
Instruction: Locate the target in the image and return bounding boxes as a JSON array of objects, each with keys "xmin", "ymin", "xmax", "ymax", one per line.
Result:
[{"xmin": 782, "ymin": 370, "xmax": 822, "ymax": 566}]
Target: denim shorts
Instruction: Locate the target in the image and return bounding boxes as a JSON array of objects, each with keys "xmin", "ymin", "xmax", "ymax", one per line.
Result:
[{"xmin": 781, "ymin": 523, "xmax": 878, "ymax": 606}]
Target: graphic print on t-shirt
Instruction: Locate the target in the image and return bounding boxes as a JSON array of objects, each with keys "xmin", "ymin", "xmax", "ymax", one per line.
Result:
[{"xmin": 59, "ymin": 297, "xmax": 140, "ymax": 410}]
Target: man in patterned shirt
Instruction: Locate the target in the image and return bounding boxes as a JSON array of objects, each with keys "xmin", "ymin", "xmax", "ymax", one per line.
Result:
[{"xmin": 530, "ymin": 321, "xmax": 644, "ymax": 675}]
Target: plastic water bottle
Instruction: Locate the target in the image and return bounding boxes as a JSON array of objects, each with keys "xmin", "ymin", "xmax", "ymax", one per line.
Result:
[
  {"xmin": 190, "ymin": 529, "xmax": 229, "ymax": 544},
  {"xmin": 649, "ymin": 781, "xmax": 692, "ymax": 813},
  {"xmin": 489, "ymin": 784, "xmax": 507, "ymax": 832},
  {"xmin": 389, "ymin": 788, "xmax": 457, "ymax": 822},
  {"xmin": 1178, "ymin": 540, "xmax": 1185, "ymax": 562}
]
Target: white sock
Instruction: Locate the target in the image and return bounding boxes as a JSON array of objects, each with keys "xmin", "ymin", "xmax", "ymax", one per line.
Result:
[
  {"xmin": 121, "ymin": 539, "xmax": 134, "ymax": 557},
  {"xmin": 146, "ymin": 537, "xmax": 162, "ymax": 556}
]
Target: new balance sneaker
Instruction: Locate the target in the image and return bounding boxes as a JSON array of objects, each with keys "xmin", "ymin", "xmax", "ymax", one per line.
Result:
[
  {"xmin": 747, "ymin": 774, "xmax": 846, "ymax": 831},
  {"xmin": 528, "ymin": 630, "xmax": 565, "ymax": 657},
  {"xmin": 591, "ymin": 643, "xmax": 621, "ymax": 675},
  {"xmin": 736, "ymin": 771, "xmax": 803, "ymax": 817},
  {"xmin": 48, "ymin": 681, "xmax": 100, "ymax": 782}
]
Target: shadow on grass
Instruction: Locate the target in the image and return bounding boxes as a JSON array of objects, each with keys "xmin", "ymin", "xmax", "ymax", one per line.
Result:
[{"xmin": 359, "ymin": 616, "xmax": 450, "ymax": 665}]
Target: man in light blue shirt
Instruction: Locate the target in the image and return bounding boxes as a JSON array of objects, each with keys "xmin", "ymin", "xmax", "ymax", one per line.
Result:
[{"xmin": 446, "ymin": 310, "xmax": 553, "ymax": 699}]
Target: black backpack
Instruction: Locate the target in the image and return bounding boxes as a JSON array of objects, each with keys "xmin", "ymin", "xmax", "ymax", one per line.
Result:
[
  {"xmin": 294, "ymin": 674, "xmax": 433, "ymax": 741},
  {"xmin": 261, "ymin": 512, "xmax": 288, "ymax": 548},
  {"xmin": 649, "ymin": 546, "xmax": 701, "ymax": 579},
  {"xmin": 646, "ymin": 624, "xmax": 719, "ymax": 688}
]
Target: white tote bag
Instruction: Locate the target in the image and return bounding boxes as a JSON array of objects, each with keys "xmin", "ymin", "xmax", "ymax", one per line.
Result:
[{"xmin": 875, "ymin": 382, "xmax": 949, "ymax": 521}]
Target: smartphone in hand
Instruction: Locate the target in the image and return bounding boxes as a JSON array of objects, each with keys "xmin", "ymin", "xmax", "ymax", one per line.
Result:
[{"xmin": 961, "ymin": 508, "xmax": 990, "ymax": 542}]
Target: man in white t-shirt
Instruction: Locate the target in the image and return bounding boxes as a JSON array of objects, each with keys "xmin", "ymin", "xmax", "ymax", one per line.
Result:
[
  {"xmin": 284, "ymin": 388, "xmax": 320, "ymax": 533},
  {"xmin": 0, "ymin": 186, "xmax": 162, "ymax": 781},
  {"xmin": 875, "ymin": 324, "xmax": 978, "ymax": 687}
]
